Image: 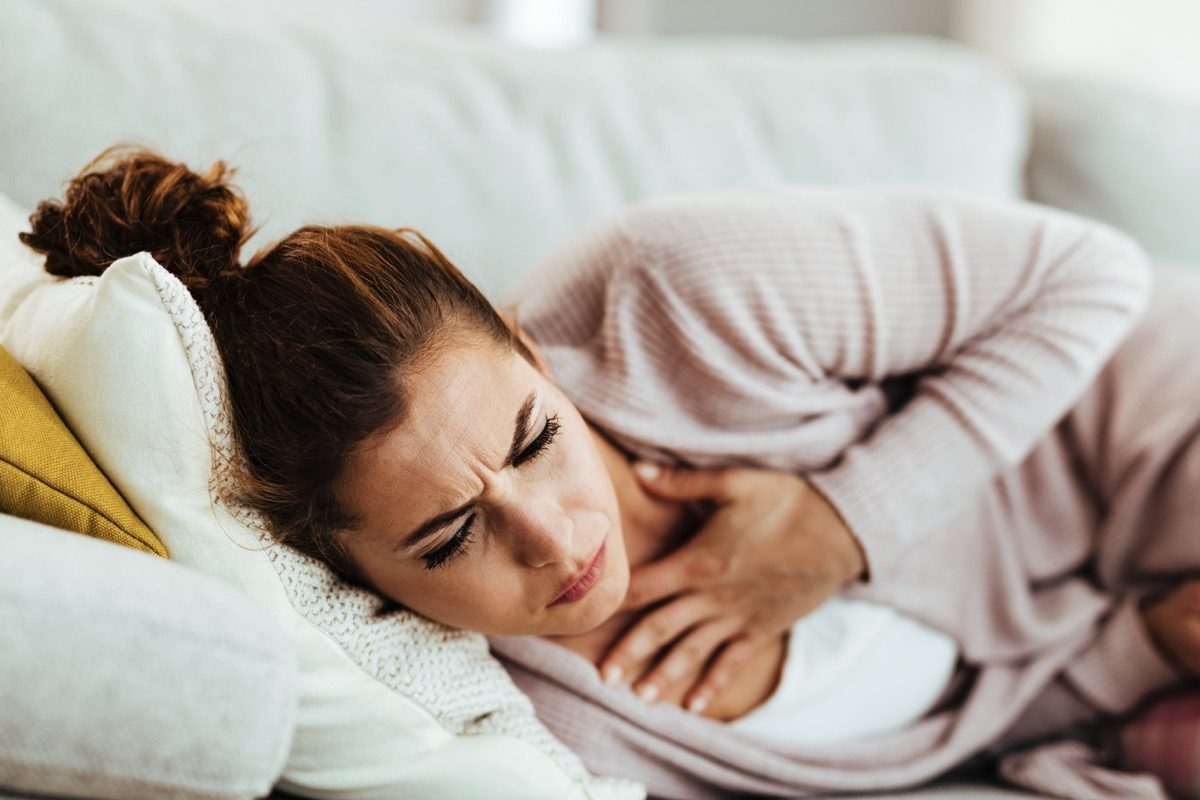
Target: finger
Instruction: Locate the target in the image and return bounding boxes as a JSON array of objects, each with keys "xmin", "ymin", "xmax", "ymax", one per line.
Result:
[
  {"xmin": 599, "ymin": 593, "xmax": 713, "ymax": 688},
  {"xmin": 685, "ymin": 634, "xmax": 766, "ymax": 714},
  {"xmin": 620, "ymin": 551, "xmax": 700, "ymax": 612},
  {"xmin": 633, "ymin": 617, "xmax": 742, "ymax": 709},
  {"xmin": 633, "ymin": 461, "xmax": 741, "ymax": 502}
]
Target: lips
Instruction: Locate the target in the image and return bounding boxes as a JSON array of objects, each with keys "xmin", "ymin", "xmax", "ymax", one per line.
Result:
[{"xmin": 549, "ymin": 542, "xmax": 607, "ymax": 607}]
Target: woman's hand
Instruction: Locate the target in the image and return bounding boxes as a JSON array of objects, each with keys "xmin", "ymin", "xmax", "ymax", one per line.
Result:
[
  {"xmin": 1142, "ymin": 580, "xmax": 1200, "ymax": 677},
  {"xmin": 599, "ymin": 463, "xmax": 867, "ymax": 713}
]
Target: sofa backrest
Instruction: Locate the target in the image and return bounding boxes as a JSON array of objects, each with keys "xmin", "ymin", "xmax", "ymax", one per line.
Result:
[
  {"xmin": 0, "ymin": 0, "xmax": 1028, "ymax": 298},
  {"xmin": 1025, "ymin": 75, "xmax": 1200, "ymax": 265}
]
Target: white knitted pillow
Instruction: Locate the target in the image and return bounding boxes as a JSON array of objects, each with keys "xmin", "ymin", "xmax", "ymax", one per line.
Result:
[{"xmin": 1, "ymin": 252, "xmax": 643, "ymax": 800}]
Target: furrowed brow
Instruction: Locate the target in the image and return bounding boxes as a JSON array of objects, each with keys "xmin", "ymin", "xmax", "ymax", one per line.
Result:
[
  {"xmin": 398, "ymin": 390, "xmax": 538, "ymax": 551},
  {"xmin": 503, "ymin": 391, "xmax": 538, "ymax": 470}
]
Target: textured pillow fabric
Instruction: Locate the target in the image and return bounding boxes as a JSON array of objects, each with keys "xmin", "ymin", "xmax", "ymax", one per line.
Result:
[
  {"xmin": 0, "ymin": 345, "xmax": 165, "ymax": 555},
  {"xmin": 0, "ymin": 513, "xmax": 297, "ymax": 800},
  {"xmin": 0, "ymin": 252, "xmax": 643, "ymax": 800}
]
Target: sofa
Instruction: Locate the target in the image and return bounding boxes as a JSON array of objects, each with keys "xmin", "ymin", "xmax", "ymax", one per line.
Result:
[{"xmin": 2, "ymin": 0, "xmax": 1198, "ymax": 798}]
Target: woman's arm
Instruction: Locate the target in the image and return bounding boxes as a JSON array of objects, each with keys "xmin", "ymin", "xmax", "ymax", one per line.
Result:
[
  {"xmin": 612, "ymin": 187, "xmax": 1153, "ymax": 581},
  {"xmin": 564, "ymin": 187, "xmax": 1153, "ymax": 704}
]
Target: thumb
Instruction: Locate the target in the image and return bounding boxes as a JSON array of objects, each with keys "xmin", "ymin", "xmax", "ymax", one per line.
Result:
[
  {"xmin": 620, "ymin": 549, "xmax": 696, "ymax": 611},
  {"xmin": 633, "ymin": 461, "xmax": 736, "ymax": 502}
]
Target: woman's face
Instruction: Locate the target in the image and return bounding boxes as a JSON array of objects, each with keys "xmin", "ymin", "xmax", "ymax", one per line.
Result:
[{"xmin": 337, "ymin": 330, "xmax": 630, "ymax": 636}]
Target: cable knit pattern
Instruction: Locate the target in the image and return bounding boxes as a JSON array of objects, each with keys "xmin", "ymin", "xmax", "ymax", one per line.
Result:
[{"xmin": 133, "ymin": 255, "xmax": 637, "ymax": 795}]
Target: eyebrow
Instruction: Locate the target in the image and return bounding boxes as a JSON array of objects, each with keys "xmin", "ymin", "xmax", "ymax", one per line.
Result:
[{"xmin": 398, "ymin": 389, "xmax": 539, "ymax": 552}]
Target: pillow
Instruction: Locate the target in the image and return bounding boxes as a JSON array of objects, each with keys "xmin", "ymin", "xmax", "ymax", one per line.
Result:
[
  {"xmin": 0, "ymin": 252, "xmax": 643, "ymax": 800},
  {"xmin": 0, "ymin": 193, "xmax": 162, "ymax": 554},
  {"xmin": 0, "ymin": 513, "xmax": 295, "ymax": 800},
  {"xmin": 0, "ymin": 191, "xmax": 49, "ymax": 328},
  {"xmin": 0, "ymin": 344, "xmax": 165, "ymax": 555}
]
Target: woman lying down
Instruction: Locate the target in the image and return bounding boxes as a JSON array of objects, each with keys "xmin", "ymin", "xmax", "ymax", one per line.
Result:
[{"xmin": 23, "ymin": 149, "xmax": 1200, "ymax": 799}]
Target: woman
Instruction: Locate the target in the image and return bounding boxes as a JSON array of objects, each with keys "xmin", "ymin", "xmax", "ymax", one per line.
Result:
[{"xmin": 20, "ymin": 149, "xmax": 1200, "ymax": 797}]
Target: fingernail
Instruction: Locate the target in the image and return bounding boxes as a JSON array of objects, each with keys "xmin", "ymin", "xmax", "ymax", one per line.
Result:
[
  {"xmin": 637, "ymin": 683, "xmax": 659, "ymax": 703},
  {"xmin": 634, "ymin": 462, "xmax": 661, "ymax": 480},
  {"xmin": 602, "ymin": 665, "xmax": 624, "ymax": 686},
  {"xmin": 687, "ymin": 694, "xmax": 709, "ymax": 714}
]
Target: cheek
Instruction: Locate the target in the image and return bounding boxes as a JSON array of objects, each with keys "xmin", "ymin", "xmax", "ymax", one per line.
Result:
[
  {"xmin": 558, "ymin": 413, "xmax": 614, "ymax": 503},
  {"xmin": 385, "ymin": 562, "xmax": 536, "ymax": 634}
]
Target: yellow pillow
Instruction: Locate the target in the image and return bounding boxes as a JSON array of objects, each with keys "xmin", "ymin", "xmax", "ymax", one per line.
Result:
[{"xmin": 0, "ymin": 344, "xmax": 166, "ymax": 556}]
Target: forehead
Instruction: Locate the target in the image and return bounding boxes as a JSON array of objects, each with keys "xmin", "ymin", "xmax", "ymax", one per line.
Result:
[
  {"xmin": 400, "ymin": 338, "xmax": 529, "ymax": 455},
  {"xmin": 342, "ymin": 337, "xmax": 534, "ymax": 528}
]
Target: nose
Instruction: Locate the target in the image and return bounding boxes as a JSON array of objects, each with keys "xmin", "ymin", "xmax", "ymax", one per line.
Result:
[{"xmin": 502, "ymin": 488, "xmax": 574, "ymax": 569}]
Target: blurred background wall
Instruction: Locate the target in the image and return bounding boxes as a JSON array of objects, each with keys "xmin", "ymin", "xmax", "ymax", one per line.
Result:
[
  {"xmin": 598, "ymin": 0, "xmax": 953, "ymax": 39},
  {"xmin": 292, "ymin": 0, "xmax": 1196, "ymax": 100},
  {"xmin": 952, "ymin": 0, "xmax": 1200, "ymax": 100}
]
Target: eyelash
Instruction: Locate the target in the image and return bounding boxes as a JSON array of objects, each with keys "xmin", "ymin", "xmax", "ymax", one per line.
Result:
[{"xmin": 422, "ymin": 414, "xmax": 561, "ymax": 570}]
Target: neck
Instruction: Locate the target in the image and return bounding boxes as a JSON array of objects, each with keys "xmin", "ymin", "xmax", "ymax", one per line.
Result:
[
  {"xmin": 589, "ymin": 422, "xmax": 696, "ymax": 570},
  {"xmin": 547, "ymin": 421, "xmax": 698, "ymax": 660}
]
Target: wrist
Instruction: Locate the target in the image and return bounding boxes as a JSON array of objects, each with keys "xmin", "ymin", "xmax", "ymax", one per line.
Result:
[{"xmin": 800, "ymin": 476, "xmax": 868, "ymax": 584}]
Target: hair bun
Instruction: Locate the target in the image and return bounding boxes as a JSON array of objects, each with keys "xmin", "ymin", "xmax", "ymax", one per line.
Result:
[{"xmin": 19, "ymin": 146, "xmax": 253, "ymax": 293}]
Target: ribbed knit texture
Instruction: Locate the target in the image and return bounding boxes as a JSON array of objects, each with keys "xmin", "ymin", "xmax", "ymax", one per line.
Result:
[{"xmin": 491, "ymin": 187, "xmax": 1195, "ymax": 799}]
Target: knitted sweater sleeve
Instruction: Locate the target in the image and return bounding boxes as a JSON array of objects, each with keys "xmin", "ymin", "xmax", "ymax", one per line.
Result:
[{"xmin": 612, "ymin": 188, "xmax": 1153, "ymax": 582}]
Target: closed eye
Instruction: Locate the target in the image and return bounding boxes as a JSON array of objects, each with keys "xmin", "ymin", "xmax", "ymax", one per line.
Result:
[
  {"xmin": 513, "ymin": 413, "xmax": 560, "ymax": 467},
  {"xmin": 423, "ymin": 513, "xmax": 476, "ymax": 570},
  {"xmin": 421, "ymin": 414, "xmax": 561, "ymax": 570}
]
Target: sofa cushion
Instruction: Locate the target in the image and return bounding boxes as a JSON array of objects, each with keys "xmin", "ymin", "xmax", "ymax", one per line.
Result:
[
  {"xmin": 0, "ymin": 0, "xmax": 1028, "ymax": 299},
  {"xmin": 1027, "ymin": 75, "xmax": 1200, "ymax": 264},
  {"xmin": 1, "ymin": 252, "xmax": 642, "ymax": 800},
  {"xmin": 0, "ymin": 513, "xmax": 296, "ymax": 800},
  {"xmin": 0, "ymin": 194, "xmax": 49, "ymax": 338},
  {"xmin": 0, "ymin": 345, "xmax": 165, "ymax": 555},
  {"xmin": 0, "ymin": 192, "xmax": 50, "ymax": 341}
]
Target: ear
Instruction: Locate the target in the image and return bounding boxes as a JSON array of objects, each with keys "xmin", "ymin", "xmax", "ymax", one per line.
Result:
[{"xmin": 497, "ymin": 306, "xmax": 553, "ymax": 377}]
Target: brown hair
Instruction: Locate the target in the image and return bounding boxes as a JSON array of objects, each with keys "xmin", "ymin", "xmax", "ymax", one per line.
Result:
[{"xmin": 20, "ymin": 146, "xmax": 529, "ymax": 581}]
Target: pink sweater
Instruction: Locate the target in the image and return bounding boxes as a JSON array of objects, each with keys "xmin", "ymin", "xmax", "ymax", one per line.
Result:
[{"xmin": 490, "ymin": 187, "xmax": 1195, "ymax": 799}]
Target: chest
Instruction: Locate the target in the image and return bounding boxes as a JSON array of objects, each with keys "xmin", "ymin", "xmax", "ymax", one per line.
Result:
[{"xmin": 546, "ymin": 493, "xmax": 785, "ymax": 721}]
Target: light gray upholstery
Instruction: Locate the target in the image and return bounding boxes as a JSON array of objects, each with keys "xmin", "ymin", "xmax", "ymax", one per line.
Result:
[
  {"xmin": 1026, "ymin": 75, "xmax": 1200, "ymax": 264},
  {"xmin": 0, "ymin": 515, "xmax": 298, "ymax": 800}
]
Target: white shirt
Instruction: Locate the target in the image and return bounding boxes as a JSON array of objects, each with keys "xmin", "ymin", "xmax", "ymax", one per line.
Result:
[{"xmin": 729, "ymin": 597, "xmax": 960, "ymax": 746}]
